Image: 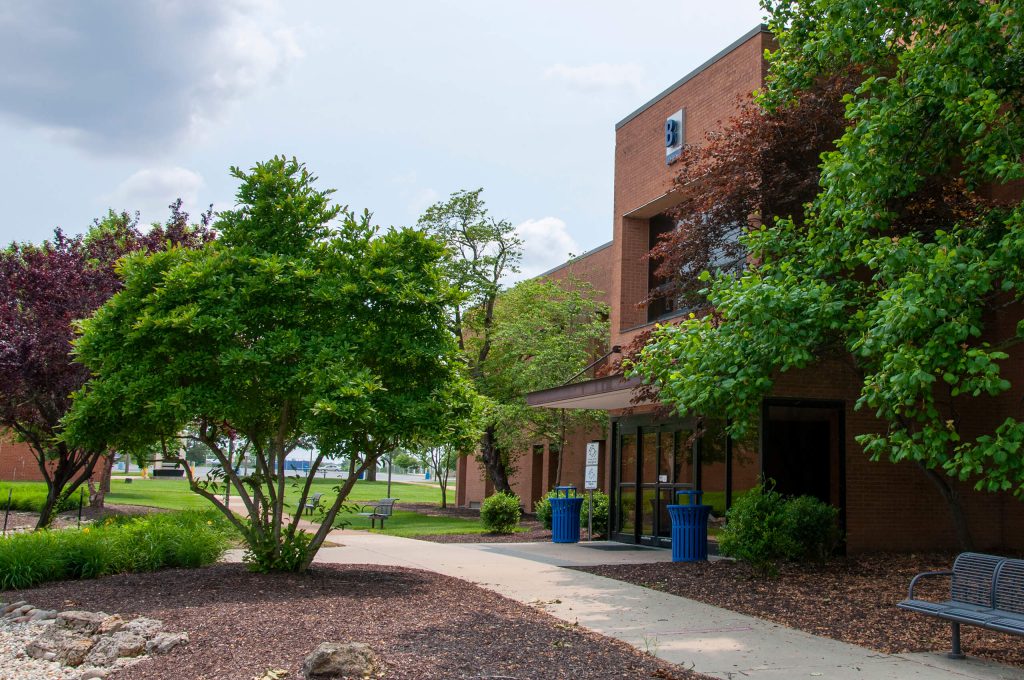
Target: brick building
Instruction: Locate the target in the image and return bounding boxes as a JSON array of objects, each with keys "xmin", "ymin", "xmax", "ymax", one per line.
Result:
[
  {"xmin": 509, "ymin": 24, "xmax": 1023, "ymax": 554},
  {"xmin": 0, "ymin": 435, "xmax": 41, "ymax": 481}
]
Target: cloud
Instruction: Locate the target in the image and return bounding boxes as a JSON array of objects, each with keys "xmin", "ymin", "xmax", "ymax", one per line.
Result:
[
  {"xmin": 104, "ymin": 166, "xmax": 206, "ymax": 225},
  {"xmin": 513, "ymin": 217, "xmax": 579, "ymax": 281},
  {"xmin": 543, "ymin": 62, "xmax": 645, "ymax": 92},
  {"xmin": 0, "ymin": 0, "xmax": 301, "ymax": 155}
]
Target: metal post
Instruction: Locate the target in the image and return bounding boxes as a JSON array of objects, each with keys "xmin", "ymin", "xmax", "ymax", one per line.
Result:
[
  {"xmin": 386, "ymin": 453, "xmax": 393, "ymax": 498},
  {"xmin": 2, "ymin": 489, "xmax": 11, "ymax": 535},
  {"xmin": 949, "ymin": 622, "xmax": 965, "ymax": 659},
  {"xmin": 77, "ymin": 488, "xmax": 84, "ymax": 528}
]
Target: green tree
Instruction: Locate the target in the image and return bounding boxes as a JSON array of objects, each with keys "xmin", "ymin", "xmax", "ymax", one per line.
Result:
[
  {"xmin": 418, "ymin": 189, "xmax": 522, "ymax": 492},
  {"xmin": 66, "ymin": 157, "xmax": 476, "ymax": 571},
  {"xmin": 482, "ymin": 276, "xmax": 609, "ymax": 486},
  {"xmin": 633, "ymin": 1, "xmax": 1024, "ymax": 549}
]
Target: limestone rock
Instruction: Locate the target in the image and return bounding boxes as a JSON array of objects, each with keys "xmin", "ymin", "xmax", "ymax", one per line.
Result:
[
  {"xmin": 122, "ymin": 616, "xmax": 164, "ymax": 639},
  {"xmin": 146, "ymin": 631, "xmax": 189, "ymax": 655},
  {"xmin": 79, "ymin": 668, "xmax": 109, "ymax": 679},
  {"xmin": 26, "ymin": 624, "xmax": 97, "ymax": 667},
  {"xmin": 85, "ymin": 631, "xmax": 146, "ymax": 666},
  {"xmin": 2, "ymin": 601, "xmax": 27, "ymax": 614},
  {"xmin": 302, "ymin": 642, "xmax": 377, "ymax": 680},
  {"xmin": 57, "ymin": 610, "xmax": 108, "ymax": 634},
  {"xmin": 30, "ymin": 608, "xmax": 58, "ymax": 622},
  {"xmin": 98, "ymin": 615, "xmax": 124, "ymax": 634}
]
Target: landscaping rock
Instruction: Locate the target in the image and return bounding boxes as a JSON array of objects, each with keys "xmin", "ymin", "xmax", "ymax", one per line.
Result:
[
  {"xmin": 122, "ymin": 616, "xmax": 163, "ymax": 639},
  {"xmin": 98, "ymin": 614, "xmax": 124, "ymax": 634},
  {"xmin": 2, "ymin": 601, "xmax": 27, "ymax": 614},
  {"xmin": 146, "ymin": 631, "xmax": 189, "ymax": 655},
  {"xmin": 57, "ymin": 610, "xmax": 108, "ymax": 635},
  {"xmin": 30, "ymin": 608, "xmax": 59, "ymax": 623},
  {"xmin": 84, "ymin": 631, "xmax": 146, "ymax": 666},
  {"xmin": 79, "ymin": 668, "xmax": 109, "ymax": 679},
  {"xmin": 302, "ymin": 642, "xmax": 377, "ymax": 680},
  {"xmin": 26, "ymin": 624, "xmax": 96, "ymax": 667}
]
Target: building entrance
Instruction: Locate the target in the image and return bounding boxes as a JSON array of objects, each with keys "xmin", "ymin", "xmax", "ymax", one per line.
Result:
[{"xmin": 611, "ymin": 419, "xmax": 695, "ymax": 546}]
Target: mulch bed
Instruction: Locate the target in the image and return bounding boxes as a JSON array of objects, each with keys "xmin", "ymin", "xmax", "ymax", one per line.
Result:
[
  {"xmin": 3, "ymin": 563, "xmax": 705, "ymax": 680},
  {"xmin": 2, "ymin": 503, "xmax": 165, "ymax": 533},
  {"xmin": 577, "ymin": 553, "xmax": 1024, "ymax": 668}
]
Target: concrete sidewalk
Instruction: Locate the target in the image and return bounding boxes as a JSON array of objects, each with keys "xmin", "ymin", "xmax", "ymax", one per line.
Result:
[{"xmin": 289, "ymin": 532, "xmax": 1024, "ymax": 680}]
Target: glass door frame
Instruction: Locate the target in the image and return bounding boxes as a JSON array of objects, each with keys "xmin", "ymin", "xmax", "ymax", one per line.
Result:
[{"xmin": 610, "ymin": 415, "xmax": 697, "ymax": 546}]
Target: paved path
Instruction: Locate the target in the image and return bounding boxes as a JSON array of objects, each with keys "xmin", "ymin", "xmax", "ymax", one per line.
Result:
[{"xmin": 272, "ymin": 532, "xmax": 1024, "ymax": 680}]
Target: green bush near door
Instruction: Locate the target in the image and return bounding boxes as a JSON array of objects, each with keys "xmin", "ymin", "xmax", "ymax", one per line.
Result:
[{"xmin": 534, "ymin": 490, "xmax": 609, "ymax": 538}]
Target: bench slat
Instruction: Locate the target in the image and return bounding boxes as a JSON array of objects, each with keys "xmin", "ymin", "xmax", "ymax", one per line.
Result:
[
  {"xmin": 952, "ymin": 552, "xmax": 1004, "ymax": 608},
  {"xmin": 994, "ymin": 559, "xmax": 1024, "ymax": 616}
]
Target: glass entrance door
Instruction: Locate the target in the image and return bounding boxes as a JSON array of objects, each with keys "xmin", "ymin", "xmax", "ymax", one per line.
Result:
[{"xmin": 613, "ymin": 421, "xmax": 695, "ymax": 545}]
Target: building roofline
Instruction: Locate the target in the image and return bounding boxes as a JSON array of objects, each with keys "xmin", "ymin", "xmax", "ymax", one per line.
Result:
[
  {"xmin": 614, "ymin": 23, "xmax": 770, "ymax": 131},
  {"xmin": 535, "ymin": 240, "xmax": 613, "ymax": 279}
]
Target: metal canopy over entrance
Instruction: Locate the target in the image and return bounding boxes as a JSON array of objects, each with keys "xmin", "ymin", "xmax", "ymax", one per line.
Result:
[{"xmin": 526, "ymin": 374, "xmax": 646, "ymax": 411}]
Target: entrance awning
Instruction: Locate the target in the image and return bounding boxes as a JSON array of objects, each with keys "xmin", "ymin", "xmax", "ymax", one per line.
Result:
[{"xmin": 526, "ymin": 374, "xmax": 647, "ymax": 411}]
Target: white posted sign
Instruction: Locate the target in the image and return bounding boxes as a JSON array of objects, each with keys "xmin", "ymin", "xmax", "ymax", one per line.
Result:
[{"xmin": 584, "ymin": 442, "xmax": 600, "ymax": 490}]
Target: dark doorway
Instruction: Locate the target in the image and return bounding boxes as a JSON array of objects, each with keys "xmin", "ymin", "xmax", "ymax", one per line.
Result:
[
  {"xmin": 764, "ymin": 420, "xmax": 830, "ymax": 502},
  {"xmin": 761, "ymin": 400, "xmax": 845, "ymax": 533}
]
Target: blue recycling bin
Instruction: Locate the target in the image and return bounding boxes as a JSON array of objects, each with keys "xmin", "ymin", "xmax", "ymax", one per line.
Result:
[
  {"xmin": 550, "ymin": 486, "xmax": 585, "ymax": 544},
  {"xmin": 668, "ymin": 490, "xmax": 711, "ymax": 562}
]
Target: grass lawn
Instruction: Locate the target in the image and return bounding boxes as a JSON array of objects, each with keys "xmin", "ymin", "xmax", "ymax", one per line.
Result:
[
  {"xmin": 340, "ymin": 509, "xmax": 511, "ymax": 537},
  {"xmin": 104, "ymin": 477, "xmax": 453, "ymax": 512},
  {"xmin": 106, "ymin": 478, "xmax": 217, "ymax": 510}
]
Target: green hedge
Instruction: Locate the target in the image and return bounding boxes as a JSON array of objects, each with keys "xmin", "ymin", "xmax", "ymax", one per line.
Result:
[
  {"xmin": 0, "ymin": 510, "xmax": 233, "ymax": 591},
  {"xmin": 481, "ymin": 492, "xmax": 521, "ymax": 534},
  {"xmin": 718, "ymin": 484, "xmax": 841, "ymax": 575},
  {"xmin": 0, "ymin": 482, "xmax": 86, "ymax": 514},
  {"xmin": 534, "ymin": 490, "xmax": 609, "ymax": 538}
]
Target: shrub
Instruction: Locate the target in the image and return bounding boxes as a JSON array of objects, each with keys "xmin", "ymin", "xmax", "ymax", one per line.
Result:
[
  {"xmin": 780, "ymin": 495, "xmax": 841, "ymax": 562},
  {"xmin": 0, "ymin": 510, "xmax": 232, "ymax": 590},
  {"xmin": 534, "ymin": 489, "xmax": 610, "ymax": 538},
  {"xmin": 718, "ymin": 483, "xmax": 841, "ymax": 575},
  {"xmin": 481, "ymin": 492, "xmax": 521, "ymax": 534}
]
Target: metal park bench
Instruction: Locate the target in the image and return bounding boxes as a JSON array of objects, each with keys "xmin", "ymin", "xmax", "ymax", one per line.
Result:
[
  {"xmin": 898, "ymin": 552, "xmax": 1024, "ymax": 658},
  {"xmin": 356, "ymin": 498, "xmax": 398, "ymax": 529},
  {"xmin": 302, "ymin": 493, "xmax": 323, "ymax": 515}
]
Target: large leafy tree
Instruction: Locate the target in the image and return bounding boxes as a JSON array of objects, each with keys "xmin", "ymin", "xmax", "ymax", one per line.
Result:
[
  {"xmin": 633, "ymin": 1, "xmax": 1024, "ymax": 548},
  {"xmin": 482, "ymin": 276, "xmax": 609, "ymax": 487},
  {"xmin": 66, "ymin": 157, "xmax": 477, "ymax": 571},
  {"xmin": 0, "ymin": 204, "xmax": 212, "ymax": 528},
  {"xmin": 418, "ymin": 189, "xmax": 522, "ymax": 492}
]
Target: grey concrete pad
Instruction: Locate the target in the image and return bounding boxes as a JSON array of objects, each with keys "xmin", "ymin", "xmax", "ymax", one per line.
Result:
[{"xmin": 225, "ymin": 534, "xmax": 1024, "ymax": 680}]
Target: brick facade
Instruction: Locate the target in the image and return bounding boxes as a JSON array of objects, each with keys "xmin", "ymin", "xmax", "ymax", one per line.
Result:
[{"xmin": 0, "ymin": 435, "xmax": 41, "ymax": 481}]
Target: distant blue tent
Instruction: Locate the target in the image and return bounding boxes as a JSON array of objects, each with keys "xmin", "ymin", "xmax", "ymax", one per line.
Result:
[{"xmin": 285, "ymin": 460, "xmax": 310, "ymax": 472}]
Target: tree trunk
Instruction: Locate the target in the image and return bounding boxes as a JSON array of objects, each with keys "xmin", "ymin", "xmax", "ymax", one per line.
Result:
[
  {"xmin": 36, "ymin": 485, "xmax": 60, "ymax": 530},
  {"xmin": 100, "ymin": 454, "xmax": 113, "ymax": 493},
  {"xmin": 553, "ymin": 409, "xmax": 567, "ymax": 487},
  {"xmin": 364, "ymin": 465, "xmax": 378, "ymax": 482},
  {"xmin": 89, "ymin": 455, "xmax": 113, "ymax": 509},
  {"xmin": 919, "ymin": 463, "xmax": 974, "ymax": 551},
  {"xmin": 480, "ymin": 426, "xmax": 512, "ymax": 495}
]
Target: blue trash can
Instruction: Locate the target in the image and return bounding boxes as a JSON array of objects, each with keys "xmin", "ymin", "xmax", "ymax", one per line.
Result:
[
  {"xmin": 668, "ymin": 490, "xmax": 711, "ymax": 562},
  {"xmin": 550, "ymin": 486, "xmax": 585, "ymax": 544}
]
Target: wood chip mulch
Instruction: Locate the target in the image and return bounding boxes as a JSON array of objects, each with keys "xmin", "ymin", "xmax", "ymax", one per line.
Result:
[
  {"xmin": 576, "ymin": 553, "xmax": 1024, "ymax": 668},
  {"xmin": 4, "ymin": 563, "xmax": 706, "ymax": 680}
]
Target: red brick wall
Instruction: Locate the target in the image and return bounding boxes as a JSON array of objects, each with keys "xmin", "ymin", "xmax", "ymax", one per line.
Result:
[
  {"xmin": 0, "ymin": 435, "xmax": 40, "ymax": 481},
  {"xmin": 611, "ymin": 29, "xmax": 772, "ymax": 344},
  {"xmin": 543, "ymin": 243, "xmax": 614, "ymax": 307}
]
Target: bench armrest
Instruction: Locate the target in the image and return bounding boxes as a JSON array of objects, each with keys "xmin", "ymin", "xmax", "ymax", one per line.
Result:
[{"xmin": 908, "ymin": 570, "xmax": 953, "ymax": 600}]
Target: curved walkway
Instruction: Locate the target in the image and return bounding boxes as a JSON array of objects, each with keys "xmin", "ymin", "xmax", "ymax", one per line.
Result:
[{"xmin": 288, "ymin": 532, "xmax": 1024, "ymax": 680}]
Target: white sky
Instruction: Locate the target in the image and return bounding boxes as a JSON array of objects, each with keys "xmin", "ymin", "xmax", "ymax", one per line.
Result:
[{"xmin": 0, "ymin": 0, "xmax": 764, "ymax": 279}]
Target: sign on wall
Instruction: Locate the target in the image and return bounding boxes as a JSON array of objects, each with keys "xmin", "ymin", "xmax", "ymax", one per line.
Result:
[{"xmin": 665, "ymin": 108, "xmax": 685, "ymax": 164}]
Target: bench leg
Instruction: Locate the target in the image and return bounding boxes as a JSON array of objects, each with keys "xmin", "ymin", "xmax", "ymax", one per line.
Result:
[{"xmin": 949, "ymin": 622, "xmax": 965, "ymax": 659}]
